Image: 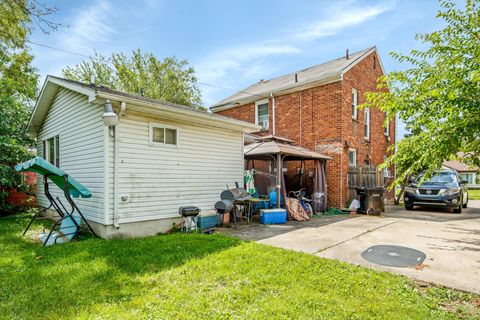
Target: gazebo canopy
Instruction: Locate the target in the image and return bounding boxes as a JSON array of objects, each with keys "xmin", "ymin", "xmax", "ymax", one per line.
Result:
[{"xmin": 244, "ymin": 135, "xmax": 331, "ymax": 161}]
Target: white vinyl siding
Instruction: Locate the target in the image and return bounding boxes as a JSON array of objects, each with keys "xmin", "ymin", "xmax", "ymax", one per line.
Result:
[
  {"xmin": 107, "ymin": 113, "xmax": 244, "ymax": 224},
  {"xmin": 36, "ymin": 88, "xmax": 105, "ymax": 223}
]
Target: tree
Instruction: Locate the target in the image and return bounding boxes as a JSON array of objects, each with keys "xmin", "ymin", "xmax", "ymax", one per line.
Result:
[
  {"xmin": 364, "ymin": 0, "xmax": 480, "ymax": 186},
  {"xmin": 62, "ymin": 50, "xmax": 203, "ymax": 108},
  {"xmin": 0, "ymin": 0, "xmax": 57, "ymax": 213}
]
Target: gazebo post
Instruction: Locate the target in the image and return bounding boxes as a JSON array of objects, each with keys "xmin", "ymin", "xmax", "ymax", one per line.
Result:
[{"xmin": 276, "ymin": 153, "xmax": 282, "ymax": 208}]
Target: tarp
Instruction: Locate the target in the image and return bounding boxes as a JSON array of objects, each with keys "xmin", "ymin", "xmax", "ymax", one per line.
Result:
[
  {"xmin": 15, "ymin": 157, "xmax": 92, "ymax": 198},
  {"xmin": 313, "ymin": 160, "xmax": 328, "ymax": 212}
]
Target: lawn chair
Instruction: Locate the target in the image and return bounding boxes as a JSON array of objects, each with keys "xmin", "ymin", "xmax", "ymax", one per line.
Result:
[
  {"xmin": 39, "ymin": 215, "xmax": 81, "ymax": 246},
  {"xmin": 15, "ymin": 157, "xmax": 97, "ymax": 245}
]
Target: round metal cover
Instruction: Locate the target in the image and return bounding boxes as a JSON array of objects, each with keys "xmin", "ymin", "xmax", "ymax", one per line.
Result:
[{"xmin": 361, "ymin": 245, "xmax": 426, "ymax": 268}]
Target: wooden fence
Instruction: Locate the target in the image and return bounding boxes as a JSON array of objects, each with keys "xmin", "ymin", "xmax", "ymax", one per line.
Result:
[{"xmin": 347, "ymin": 166, "xmax": 383, "ymax": 202}]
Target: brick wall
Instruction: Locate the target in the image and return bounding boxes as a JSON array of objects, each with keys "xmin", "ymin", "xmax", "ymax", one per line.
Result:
[{"xmin": 216, "ymin": 51, "xmax": 395, "ymax": 208}]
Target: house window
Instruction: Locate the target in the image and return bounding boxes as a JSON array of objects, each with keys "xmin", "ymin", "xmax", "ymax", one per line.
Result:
[
  {"xmin": 384, "ymin": 112, "xmax": 389, "ymax": 136},
  {"xmin": 364, "ymin": 107, "xmax": 370, "ymax": 140},
  {"xmin": 255, "ymin": 99, "xmax": 269, "ymax": 128},
  {"xmin": 459, "ymin": 173, "xmax": 474, "ymax": 184},
  {"xmin": 43, "ymin": 135, "xmax": 60, "ymax": 167},
  {"xmin": 348, "ymin": 149, "xmax": 357, "ymax": 166},
  {"xmin": 150, "ymin": 124, "xmax": 178, "ymax": 146},
  {"xmin": 351, "ymin": 88, "xmax": 358, "ymax": 119}
]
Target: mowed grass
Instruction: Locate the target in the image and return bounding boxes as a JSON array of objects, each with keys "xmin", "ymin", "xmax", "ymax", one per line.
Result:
[
  {"xmin": 1, "ymin": 214, "xmax": 479, "ymax": 319},
  {"xmin": 468, "ymin": 189, "xmax": 480, "ymax": 200}
]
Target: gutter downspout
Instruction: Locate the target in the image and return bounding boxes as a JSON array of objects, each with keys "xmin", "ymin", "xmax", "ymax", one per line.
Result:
[
  {"xmin": 113, "ymin": 101, "xmax": 126, "ymax": 229},
  {"xmin": 270, "ymin": 93, "xmax": 276, "ymax": 135}
]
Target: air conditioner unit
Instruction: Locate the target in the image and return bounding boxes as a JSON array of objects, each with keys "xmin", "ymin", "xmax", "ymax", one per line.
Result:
[
  {"xmin": 260, "ymin": 120, "xmax": 269, "ymax": 128},
  {"xmin": 383, "ymin": 169, "xmax": 391, "ymax": 178}
]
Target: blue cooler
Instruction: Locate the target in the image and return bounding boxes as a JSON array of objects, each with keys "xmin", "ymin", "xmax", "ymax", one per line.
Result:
[
  {"xmin": 197, "ymin": 211, "xmax": 220, "ymax": 229},
  {"xmin": 260, "ymin": 209, "xmax": 287, "ymax": 224}
]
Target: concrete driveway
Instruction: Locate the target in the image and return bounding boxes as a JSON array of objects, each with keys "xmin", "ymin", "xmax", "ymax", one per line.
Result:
[{"xmin": 225, "ymin": 200, "xmax": 480, "ymax": 293}]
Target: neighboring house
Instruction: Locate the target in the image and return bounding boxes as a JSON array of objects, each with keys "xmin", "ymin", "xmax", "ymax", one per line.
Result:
[
  {"xmin": 26, "ymin": 76, "xmax": 258, "ymax": 238},
  {"xmin": 443, "ymin": 160, "xmax": 479, "ymax": 189},
  {"xmin": 211, "ymin": 47, "xmax": 395, "ymax": 208}
]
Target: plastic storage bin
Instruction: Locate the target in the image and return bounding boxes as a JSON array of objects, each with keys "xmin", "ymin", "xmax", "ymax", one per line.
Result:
[{"xmin": 260, "ymin": 209, "xmax": 287, "ymax": 224}]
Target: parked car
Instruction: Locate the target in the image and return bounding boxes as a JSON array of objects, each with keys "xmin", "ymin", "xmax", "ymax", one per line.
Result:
[{"xmin": 404, "ymin": 169, "xmax": 468, "ymax": 213}]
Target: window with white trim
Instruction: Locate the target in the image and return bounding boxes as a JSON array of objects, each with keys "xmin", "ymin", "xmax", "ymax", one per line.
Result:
[
  {"xmin": 255, "ymin": 100, "xmax": 269, "ymax": 128},
  {"xmin": 149, "ymin": 124, "xmax": 178, "ymax": 146},
  {"xmin": 459, "ymin": 173, "xmax": 474, "ymax": 184},
  {"xmin": 43, "ymin": 135, "xmax": 60, "ymax": 167},
  {"xmin": 348, "ymin": 149, "xmax": 357, "ymax": 166},
  {"xmin": 384, "ymin": 112, "xmax": 389, "ymax": 136},
  {"xmin": 364, "ymin": 107, "xmax": 370, "ymax": 140},
  {"xmin": 351, "ymin": 88, "xmax": 358, "ymax": 119}
]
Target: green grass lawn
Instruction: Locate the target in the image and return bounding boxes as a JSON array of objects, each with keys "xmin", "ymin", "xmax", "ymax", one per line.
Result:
[
  {"xmin": 469, "ymin": 189, "xmax": 480, "ymax": 200},
  {"xmin": 1, "ymin": 214, "xmax": 479, "ymax": 319}
]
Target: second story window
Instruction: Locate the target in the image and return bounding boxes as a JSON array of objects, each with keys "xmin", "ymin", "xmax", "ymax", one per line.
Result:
[
  {"xmin": 384, "ymin": 112, "xmax": 390, "ymax": 137},
  {"xmin": 255, "ymin": 99, "xmax": 269, "ymax": 128},
  {"xmin": 352, "ymin": 88, "xmax": 358, "ymax": 119},
  {"xmin": 364, "ymin": 107, "xmax": 370, "ymax": 140}
]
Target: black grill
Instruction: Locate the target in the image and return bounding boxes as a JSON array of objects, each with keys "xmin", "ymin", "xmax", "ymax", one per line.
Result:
[
  {"xmin": 418, "ymin": 189, "xmax": 440, "ymax": 195},
  {"xmin": 178, "ymin": 206, "xmax": 201, "ymax": 217}
]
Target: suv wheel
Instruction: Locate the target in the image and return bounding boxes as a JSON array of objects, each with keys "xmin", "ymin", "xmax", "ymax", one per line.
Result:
[
  {"xmin": 454, "ymin": 197, "xmax": 462, "ymax": 214},
  {"xmin": 462, "ymin": 194, "xmax": 468, "ymax": 208},
  {"xmin": 405, "ymin": 205, "xmax": 413, "ymax": 211}
]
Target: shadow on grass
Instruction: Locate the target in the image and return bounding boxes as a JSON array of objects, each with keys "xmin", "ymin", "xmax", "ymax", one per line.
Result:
[{"xmin": 0, "ymin": 214, "xmax": 242, "ymax": 319}]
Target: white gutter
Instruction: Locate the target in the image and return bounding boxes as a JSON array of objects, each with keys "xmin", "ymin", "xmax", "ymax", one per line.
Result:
[
  {"xmin": 113, "ymin": 101, "xmax": 126, "ymax": 229},
  {"xmin": 97, "ymin": 92, "xmax": 259, "ymax": 133},
  {"xmin": 270, "ymin": 93, "xmax": 276, "ymax": 135}
]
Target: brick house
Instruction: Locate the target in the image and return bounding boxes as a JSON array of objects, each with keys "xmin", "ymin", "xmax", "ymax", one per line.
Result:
[{"xmin": 211, "ymin": 47, "xmax": 395, "ymax": 208}]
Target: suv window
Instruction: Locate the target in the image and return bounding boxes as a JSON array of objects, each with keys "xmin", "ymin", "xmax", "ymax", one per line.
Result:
[{"xmin": 418, "ymin": 172, "xmax": 458, "ymax": 184}]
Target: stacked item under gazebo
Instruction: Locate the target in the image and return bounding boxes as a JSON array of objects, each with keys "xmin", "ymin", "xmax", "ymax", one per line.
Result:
[{"xmin": 243, "ymin": 135, "xmax": 330, "ymax": 221}]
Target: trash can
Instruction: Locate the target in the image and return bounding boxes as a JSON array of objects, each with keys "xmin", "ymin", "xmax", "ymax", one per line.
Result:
[
  {"xmin": 366, "ymin": 187, "xmax": 385, "ymax": 215},
  {"xmin": 355, "ymin": 187, "xmax": 385, "ymax": 215},
  {"xmin": 355, "ymin": 187, "xmax": 367, "ymax": 213}
]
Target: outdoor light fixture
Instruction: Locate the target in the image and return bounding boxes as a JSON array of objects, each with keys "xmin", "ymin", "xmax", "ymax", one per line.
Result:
[{"xmin": 102, "ymin": 100, "xmax": 118, "ymax": 126}]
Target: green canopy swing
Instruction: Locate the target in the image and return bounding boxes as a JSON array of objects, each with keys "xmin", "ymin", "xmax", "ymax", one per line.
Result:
[{"xmin": 16, "ymin": 157, "xmax": 97, "ymax": 245}]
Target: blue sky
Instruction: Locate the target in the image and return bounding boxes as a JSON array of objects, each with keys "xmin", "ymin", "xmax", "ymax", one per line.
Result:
[{"xmin": 30, "ymin": 0, "xmax": 448, "ymax": 138}]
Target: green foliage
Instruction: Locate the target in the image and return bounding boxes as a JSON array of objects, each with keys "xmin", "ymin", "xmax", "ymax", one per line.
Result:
[
  {"xmin": 0, "ymin": 0, "xmax": 42, "ymax": 212},
  {"xmin": 1, "ymin": 214, "xmax": 479, "ymax": 319},
  {"xmin": 364, "ymin": 0, "xmax": 480, "ymax": 185},
  {"xmin": 62, "ymin": 49, "xmax": 203, "ymax": 108}
]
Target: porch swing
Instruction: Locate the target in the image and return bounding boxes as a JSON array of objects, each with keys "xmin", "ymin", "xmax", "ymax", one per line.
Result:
[{"xmin": 15, "ymin": 157, "xmax": 98, "ymax": 245}]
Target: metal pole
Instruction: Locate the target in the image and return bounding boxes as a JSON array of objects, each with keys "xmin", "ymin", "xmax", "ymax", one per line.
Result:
[{"xmin": 276, "ymin": 153, "xmax": 282, "ymax": 208}]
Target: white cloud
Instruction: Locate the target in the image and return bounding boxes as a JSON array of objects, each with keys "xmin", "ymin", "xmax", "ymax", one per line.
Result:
[
  {"xmin": 58, "ymin": 0, "xmax": 114, "ymax": 53},
  {"xmin": 290, "ymin": 1, "xmax": 395, "ymax": 43},
  {"xmin": 198, "ymin": 1, "xmax": 395, "ymax": 106}
]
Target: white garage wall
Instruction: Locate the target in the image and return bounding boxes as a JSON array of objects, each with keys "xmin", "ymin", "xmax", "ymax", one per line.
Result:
[
  {"xmin": 107, "ymin": 112, "xmax": 244, "ymax": 224},
  {"xmin": 36, "ymin": 88, "xmax": 105, "ymax": 223}
]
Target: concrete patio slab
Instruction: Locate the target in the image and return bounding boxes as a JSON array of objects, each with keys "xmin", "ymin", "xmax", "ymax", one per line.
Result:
[
  {"xmin": 257, "ymin": 216, "xmax": 400, "ymax": 254},
  {"xmin": 222, "ymin": 200, "xmax": 480, "ymax": 293}
]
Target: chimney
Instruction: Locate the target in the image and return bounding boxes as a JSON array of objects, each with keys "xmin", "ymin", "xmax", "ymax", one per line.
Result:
[
  {"xmin": 90, "ymin": 73, "xmax": 95, "ymax": 84},
  {"xmin": 294, "ymin": 73, "xmax": 298, "ymax": 83},
  {"xmin": 345, "ymin": 49, "xmax": 349, "ymax": 60}
]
